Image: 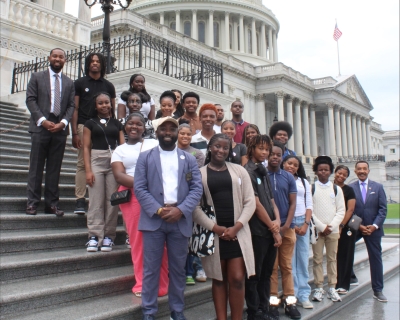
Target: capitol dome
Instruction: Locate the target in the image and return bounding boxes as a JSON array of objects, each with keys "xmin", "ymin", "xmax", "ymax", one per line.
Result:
[{"xmin": 129, "ymin": 0, "xmax": 280, "ymax": 65}]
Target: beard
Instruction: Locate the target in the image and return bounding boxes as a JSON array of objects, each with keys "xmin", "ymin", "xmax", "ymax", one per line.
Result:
[{"xmin": 159, "ymin": 135, "xmax": 178, "ymax": 150}]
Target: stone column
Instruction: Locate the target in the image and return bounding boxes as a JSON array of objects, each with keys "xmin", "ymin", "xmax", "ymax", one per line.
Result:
[
  {"xmin": 268, "ymin": 27, "xmax": 273, "ymax": 61},
  {"xmin": 356, "ymin": 115, "xmax": 363, "ymax": 156},
  {"xmin": 323, "ymin": 113, "xmax": 330, "ymax": 155},
  {"xmin": 361, "ymin": 118, "xmax": 367, "ymax": 156},
  {"xmin": 340, "ymin": 108, "xmax": 348, "ymax": 157},
  {"xmin": 175, "ymin": 10, "xmax": 181, "ymax": 33},
  {"xmin": 351, "ymin": 113, "xmax": 358, "ymax": 156},
  {"xmin": 233, "ymin": 20, "xmax": 238, "ymax": 51},
  {"xmin": 244, "ymin": 22, "xmax": 249, "ymax": 53},
  {"xmin": 346, "ymin": 111, "xmax": 353, "ymax": 157},
  {"xmin": 256, "ymin": 94, "xmax": 266, "ymax": 134},
  {"xmin": 309, "ymin": 105, "xmax": 318, "ymax": 157},
  {"xmin": 302, "ymin": 102, "xmax": 311, "ymax": 156},
  {"xmin": 224, "ymin": 12, "xmax": 230, "ymax": 50},
  {"xmin": 53, "ymin": 0, "xmax": 65, "ymax": 13},
  {"xmin": 334, "ymin": 106, "xmax": 342, "ymax": 156},
  {"xmin": 251, "ymin": 18, "xmax": 257, "ymax": 55},
  {"xmin": 286, "ymin": 96, "xmax": 294, "ymax": 151},
  {"xmin": 37, "ymin": 0, "xmax": 53, "ymax": 10},
  {"xmin": 78, "ymin": 0, "xmax": 91, "ymax": 23},
  {"xmin": 272, "ymin": 29, "xmax": 278, "ymax": 62},
  {"xmin": 191, "ymin": 10, "xmax": 197, "ymax": 39},
  {"xmin": 239, "ymin": 15, "xmax": 245, "ymax": 53},
  {"xmin": 366, "ymin": 120, "xmax": 372, "ymax": 155},
  {"xmin": 208, "ymin": 10, "xmax": 214, "ymax": 46},
  {"xmin": 294, "ymin": 99, "xmax": 303, "ymax": 156},
  {"xmin": 260, "ymin": 23, "xmax": 266, "ymax": 58},
  {"xmin": 327, "ymin": 103, "xmax": 336, "ymax": 157},
  {"xmin": 160, "ymin": 12, "xmax": 165, "ymax": 25},
  {"xmin": 275, "ymin": 91, "xmax": 285, "ymax": 121}
]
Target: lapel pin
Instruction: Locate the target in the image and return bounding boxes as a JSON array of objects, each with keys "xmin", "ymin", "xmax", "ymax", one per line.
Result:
[{"xmin": 180, "ymin": 155, "xmax": 185, "ymax": 159}]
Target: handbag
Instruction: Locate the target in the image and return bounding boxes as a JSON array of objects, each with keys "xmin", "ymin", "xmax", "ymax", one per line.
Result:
[
  {"xmin": 309, "ymin": 216, "xmax": 319, "ymax": 244},
  {"xmin": 188, "ymin": 193, "xmax": 216, "ymax": 257},
  {"xmin": 110, "ymin": 189, "xmax": 131, "ymax": 206},
  {"xmin": 347, "ymin": 214, "xmax": 362, "ymax": 232}
]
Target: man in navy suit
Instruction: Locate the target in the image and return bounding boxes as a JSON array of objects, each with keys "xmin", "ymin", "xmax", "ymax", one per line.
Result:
[
  {"xmin": 134, "ymin": 117, "xmax": 203, "ymax": 320},
  {"xmin": 349, "ymin": 160, "xmax": 387, "ymax": 302}
]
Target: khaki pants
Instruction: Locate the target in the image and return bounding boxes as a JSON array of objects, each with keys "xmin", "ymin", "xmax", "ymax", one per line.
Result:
[
  {"xmin": 87, "ymin": 150, "xmax": 118, "ymax": 245},
  {"xmin": 312, "ymin": 232, "xmax": 340, "ymax": 288},
  {"xmin": 270, "ymin": 228, "xmax": 296, "ymax": 299},
  {"xmin": 75, "ymin": 124, "xmax": 87, "ymax": 199}
]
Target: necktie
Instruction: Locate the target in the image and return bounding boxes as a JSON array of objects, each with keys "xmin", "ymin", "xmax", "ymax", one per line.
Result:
[
  {"xmin": 53, "ymin": 74, "xmax": 61, "ymax": 116},
  {"xmin": 361, "ymin": 182, "xmax": 367, "ymax": 203}
]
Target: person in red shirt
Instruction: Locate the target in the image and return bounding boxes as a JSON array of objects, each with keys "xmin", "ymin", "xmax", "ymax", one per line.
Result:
[{"xmin": 230, "ymin": 100, "xmax": 249, "ymax": 143}]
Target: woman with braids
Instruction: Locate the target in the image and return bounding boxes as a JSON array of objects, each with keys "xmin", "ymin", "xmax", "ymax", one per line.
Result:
[
  {"xmin": 151, "ymin": 91, "xmax": 177, "ymax": 132},
  {"xmin": 269, "ymin": 121, "xmax": 296, "ymax": 159},
  {"xmin": 83, "ymin": 92, "xmax": 124, "ymax": 252},
  {"xmin": 155, "ymin": 89, "xmax": 185, "ymax": 119},
  {"xmin": 117, "ymin": 74, "xmax": 155, "ymax": 120},
  {"xmin": 242, "ymin": 124, "xmax": 261, "ymax": 147},
  {"xmin": 111, "ymin": 112, "xmax": 168, "ymax": 298},
  {"xmin": 281, "ymin": 155, "xmax": 314, "ymax": 310},
  {"xmin": 333, "ymin": 165, "xmax": 356, "ymax": 295},
  {"xmin": 193, "ymin": 133, "xmax": 256, "ymax": 320},
  {"xmin": 221, "ymin": 120, "xmax": 247, "ymax": 165}
]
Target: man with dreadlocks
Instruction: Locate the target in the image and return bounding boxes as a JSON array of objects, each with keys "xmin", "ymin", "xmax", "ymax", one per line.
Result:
[
  {"xmin": 71, "ymin": 52, "xmax": 116, "ymax": 215},
  {"xmin": 269, "ymin": 121, "xmax": 296, "ymax": 160}
]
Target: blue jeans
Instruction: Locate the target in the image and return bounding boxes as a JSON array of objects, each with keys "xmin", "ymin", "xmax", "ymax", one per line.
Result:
[{"xmin": 292, "ymin": 215, "xmax": 311, "ymax": 302}]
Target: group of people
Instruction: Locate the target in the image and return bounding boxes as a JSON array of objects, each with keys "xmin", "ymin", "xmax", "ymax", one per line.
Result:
[{"xmin": 25, "ymin": 48, "xmax": 388, "ymax": 320}]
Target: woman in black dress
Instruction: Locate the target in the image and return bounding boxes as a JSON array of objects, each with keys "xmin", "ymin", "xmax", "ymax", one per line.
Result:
[{"xmin": 334, "ymin": 165, "xmax": 356, "ymax": 294}]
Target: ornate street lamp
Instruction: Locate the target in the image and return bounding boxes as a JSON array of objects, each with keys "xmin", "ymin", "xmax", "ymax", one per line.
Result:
[{"xmin": 83, "ymin": 0, "xmax": 133, "ymax": 74}]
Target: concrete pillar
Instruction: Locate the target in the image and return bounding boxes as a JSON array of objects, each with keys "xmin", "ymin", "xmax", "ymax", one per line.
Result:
[
  {"xmin": 302, "ymin": 102, "xmax": 311, "ymax": 156},
  {"xmin": 356, "ymin": 115, "xmax": 363, "ymax": 156},
  {"xmin": 340, "ymin": 108, "xmax": 348, "ymax": 157},
  {"xmin": 160, "ymin": 12, "xmax": 165, "ymax": 25},
  {"xmin": 208, "ymin": 10, "xmax": 214, "ymax": 46},
  {"xmin": 286, "ymin": 96, "xmax": 294, "ymax": 151},
  {"xmin": 323, "ymin": 113, "xmax": 330, "ymax": 155},
  {"xmin": 224, "ymin": 12, "xmax": 230, "ymax": 50},
  {"xmin": 361, "ymin": 118, "xmax": 367, "ymax": 156},
  {"xmin": 175, "ymin": 10, "xmax": 181, "ymax": 33},
  {"xmin": 351, "ymin": 113, "xmax": 359, "ymax": 156},
  {"xmin": 191, "ymin": 10, "xmax": 197, "ymax": 39},
  {"xmin": 309, "ymin": 106, "xmax": 318, "ymax": 157},
  {"xmin": 294, "ymin": 99, "xmax": 303, "ymax": 156},
  {"xmin": 346, "ymin": 111, "xmax": 353, "ymax": 157},
  {"xmin": 366, "ymin": 120, "xmax": 372, "ymax": 155},
  {"xmin": 251, "ymin": 18, "xmax": 257, "ymax": 55},
  {"xmin": 275, "ymin": 91, "xmax": 285, "ymax": 121},
  {"xmin": 260, "ymin": 23, "xmax": 266, "ymax": 58},
  {"xmin": 268, "ymin": 27, "xmax": 273, "ymax": 61},
  {"xmin": 38, "ymin": 0, "xmax": 53, "ymax": 10},
  {"xmin": 327, "ymin": 104, "xmax": 336, "ymax": 156},
  {"xmin": 334, "ymin": 106, "xmax": 342, "ymax": 156},
  {"xmin": 256, "ymin": 94, "xmax": 266, "ymax": 134},
  {"xmin": 78, "ymin": 0, "xmax": 91, "ymax": 23},
  {"xmin": 239, "ymin": 15, "xmax": 245, "ymax": 53},
  {"xmin": 244, "ymin": 22, "xmax": 249, "ymax": 53},
  {"xmin": 272, "ymin": 29, "xmax": 278, "ymax": 62},
  {"xmin": 233, "ymin": 20, "xmax": 238, "ymax": 51}
]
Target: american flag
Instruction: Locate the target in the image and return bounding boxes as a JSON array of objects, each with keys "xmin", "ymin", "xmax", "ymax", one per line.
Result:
[{"xmin": 333, "ymin": 23, "xmax": 342, "ymax": 41}]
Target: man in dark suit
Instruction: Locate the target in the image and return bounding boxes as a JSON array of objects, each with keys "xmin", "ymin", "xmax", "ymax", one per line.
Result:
[
  {"xmin": 26, "ymin": 48, "xmax": 75, "ymax": 216},
  {"xmin": 134, "ymin": 117, "xmax": 202, "ymax": 320},
  {"xmin": 349, "ymin": 160, "xmax": 387, "ymax": 302}
]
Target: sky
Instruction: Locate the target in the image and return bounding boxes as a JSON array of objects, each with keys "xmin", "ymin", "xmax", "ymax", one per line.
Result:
[{"xmin": 66, "ymin": 0, "xmax": 399, "ymax": 131}]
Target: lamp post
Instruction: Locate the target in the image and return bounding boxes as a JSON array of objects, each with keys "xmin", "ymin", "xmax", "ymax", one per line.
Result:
[{"xmin": 83, "ymin": 0, "xmax": 133, "ymax": 74}]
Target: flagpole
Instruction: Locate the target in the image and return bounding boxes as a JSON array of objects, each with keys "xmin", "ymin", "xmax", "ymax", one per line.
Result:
[{"xmin": 336, "ymin": 19, "xmax": 341, "ymax": 76}]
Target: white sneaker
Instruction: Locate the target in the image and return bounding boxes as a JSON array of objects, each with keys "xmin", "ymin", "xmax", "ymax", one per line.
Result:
[
  {"xmin": 327, "ymin": 288, "xmax": 342, "ymax": 302},
  {"xmin": 195, "ymin": 269, "xmax": 207, "ymax": 282},
  {"xmin": 101, "ymin": 237, "xmax": 114, "ymax": 252},
  {"xmin": 336, "ymin": 288, "xmax": 348, "ymax": 295},
  {"xmin": 312, "ymin": 288, "xmax": 325, "ymax": 302},
  {"xmin": 86, "ymin": 236, "xmax": 98, "ymax": 252},
  {"xmin": 297, "ymin": 300, "xmax": 314, "ymax": 309},
  {"xmin": 125, "ymin": 236, "xmax": 131, "ymax": 249}
]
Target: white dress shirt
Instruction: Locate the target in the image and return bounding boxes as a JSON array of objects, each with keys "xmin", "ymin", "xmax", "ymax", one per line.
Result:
[{"xmin": 159, "ymin": 146, "xmax": 179, "ymax": 204}]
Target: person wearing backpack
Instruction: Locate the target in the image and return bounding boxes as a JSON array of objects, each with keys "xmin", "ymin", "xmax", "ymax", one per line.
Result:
[
  {"xmin": 281, "ymin": 156, "xmax": 313, "ymax": 310},
  {"xmin": 311, "ymin": 156, "xmax": 345, "ymax": 303}
]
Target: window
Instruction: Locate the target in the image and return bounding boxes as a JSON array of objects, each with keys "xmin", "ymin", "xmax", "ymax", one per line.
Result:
[
  {"xmin": 390, "ymin": 148, "xmax": 396, "ymax": 154},
  {"xmin": 247, "ymin": 29, "xmax": 252, "ymax": 54},
  {"xmin": 237, "ymin": 26, "xmax": 240, "ymax": 50},
  {"xmin": 184, "ymin": 21, "xmax": 191, "ymax": 37},
  {"xmin": 213, "ymin": 22, "xmax": 220, "ymax": 47},
  {"xmin": 170, "ymin": 22, "xmax": 176, "ymax": 31},
  {"xmin": 229, "ymin": 24, "xmax": 233, "ymax": 49},
  {"xmin": 256, "ymin": 33, "xmax": 260, "ymax": 56},
  {"xmin": 198, "ymin": 21, "xmax": 205, "ymax": 43}
]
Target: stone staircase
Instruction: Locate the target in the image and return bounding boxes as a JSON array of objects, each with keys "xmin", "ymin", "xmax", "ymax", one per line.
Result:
[{"xmin": 0, "ymin": 102, "xmax": 399, "ymax": 320}]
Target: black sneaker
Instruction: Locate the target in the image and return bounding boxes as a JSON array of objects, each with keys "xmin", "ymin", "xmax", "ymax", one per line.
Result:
[
  {"xmin": 350, "ymin": 276, "xmax": 359, "ymax": 286},
  {"xmin": 74, "ymin": 198, "xmax": 86, "ymax": 215},
  {"xmin": 170, "ymin": 311, "xmax": 186, "ymax": 320},
  {"xmin": 284, "ymin": 300, "xmax": 301, "ymax": 319},
  {"xmin": 268, "ymin": 305, "xmax": 280, "ymax": 320},
  {"xmin": 247, "ymin": 310, "xmax": 263, "ymax": 320}
]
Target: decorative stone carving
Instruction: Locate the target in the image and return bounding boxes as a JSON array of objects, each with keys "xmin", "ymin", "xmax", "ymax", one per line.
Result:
[
  {"xmin": 228, "ymin": 85, "xmax": 236, "ymax": 95},
  {"xmin": 347, "ymin": 78, "xmax": 357, "ymax": 99}
]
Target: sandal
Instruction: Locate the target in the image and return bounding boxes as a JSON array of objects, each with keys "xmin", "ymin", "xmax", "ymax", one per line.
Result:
[{"xmin": 134, "ymin": 292, "xmax": 142, "ymax": 297}]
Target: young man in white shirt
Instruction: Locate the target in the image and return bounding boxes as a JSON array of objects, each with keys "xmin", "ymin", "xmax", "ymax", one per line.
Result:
[{"xmin": 190, "ymin": 104, "xmax": 218, "ymax": 155}]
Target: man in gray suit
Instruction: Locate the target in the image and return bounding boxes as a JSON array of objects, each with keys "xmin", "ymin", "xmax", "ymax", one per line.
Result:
[
  {"xmin": 349, "ymin": 160, "xmax": 387, "ymax": 302},
  {"xmin": 134, "ymin": 117, "xmax": 202, "ymax": 320},
  {"xmin": 26, "ymin": 48, "xmax": 75, "ymax": 216}
]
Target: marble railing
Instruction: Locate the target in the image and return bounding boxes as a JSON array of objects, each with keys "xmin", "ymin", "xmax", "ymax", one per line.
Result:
[
  {"xmin": 255, "ymin": 63, "xmax": 316, "ymax": 87},
  {"xmin": 7, "ymin": 0, "xmax": 78, "ymax": 42}
]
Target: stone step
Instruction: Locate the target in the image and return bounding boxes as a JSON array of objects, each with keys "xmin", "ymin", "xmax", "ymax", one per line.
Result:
[
  {"xmin": 0, "ymin": 212, "xmax": 123, "ymax": 231},
  {"xmin": 0, "ymin": 163, "xmax": 76, "ymax": 173},
  {"xmin": 0, "ymin": 127, "xmax": 30, "ymax": 136},
  {"xmin": 0, "ymin": 265, "xmax": 135, "ymax": 318},
  {"xmin": 0, "ymin": 103, "xmax": 24, "ymax": 113},
  {"xmin": 0, "ymin": 144, "xmax": 77, "ymax": 160},
  {"xmin": 0, "ymin": 182, "xmax": 76, "ymax": 197},
  {"xmin": 0, "ymin": 118, "xmax": 30, "ymax": 130},
  {"xmin": 0, "ymin": 196, "xmax": 76, "ymax": 213},
  {"xmin": 0, "ymin": 169, "xmax": 77, "ymax": 184},
  {"xmin": 0, "ymin": 111, "xmax": 30, "ymax": 121},
  {"xmin": 0, "ymin": 225, "xmax": 127, "ymax": 253},
  {"xmin": 0, "ymin": 245, "xmax": 131, "ymax": 283},
  {"xmin": 0, "ymin": 154, "xmax": 78, "ymax": 168}
]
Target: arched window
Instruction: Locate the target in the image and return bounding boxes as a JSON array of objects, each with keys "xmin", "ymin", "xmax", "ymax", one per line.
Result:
[
  {"xmin": 248, "ymin": 29, "xmax": 252, "ymax": 54},
  {"xmin": 229, "ymin": 24, "xmax": 233, "ymax": 49},
  {"xmin": 213, "ymin": 22, "xmax": 220, "ymax": 47},
  {"xmin": 198, "ymin": 21, "xmax": 206, "ymax": 43},
  {"xmin": 184, "ymin": 21, "xmax": 191, "ymax": 37},
  {"xmin": 170, "ymin": 22, "xmax": 176, "ymax": 31}
]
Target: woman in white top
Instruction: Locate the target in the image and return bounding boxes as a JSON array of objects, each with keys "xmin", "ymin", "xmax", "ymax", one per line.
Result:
[
  {"xmin": 281, "ymin": 155, "xmax": 314, "ymax": 309},
  {"xmin": 111, "ymin": 112, "xmax": 168, "ymax": 298},
  {"xmin": 117, "ymin": 74, "xmax": 155, "ymax": 120}
]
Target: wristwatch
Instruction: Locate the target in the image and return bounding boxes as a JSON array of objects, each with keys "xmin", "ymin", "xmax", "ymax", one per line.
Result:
[
  {"xmin": 156, "ymin": 207, "xmax": 163, "ymax": 215},
  {"xmin": 304, "ymin": 221, "xmax": 310, "ymax": 226}
]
